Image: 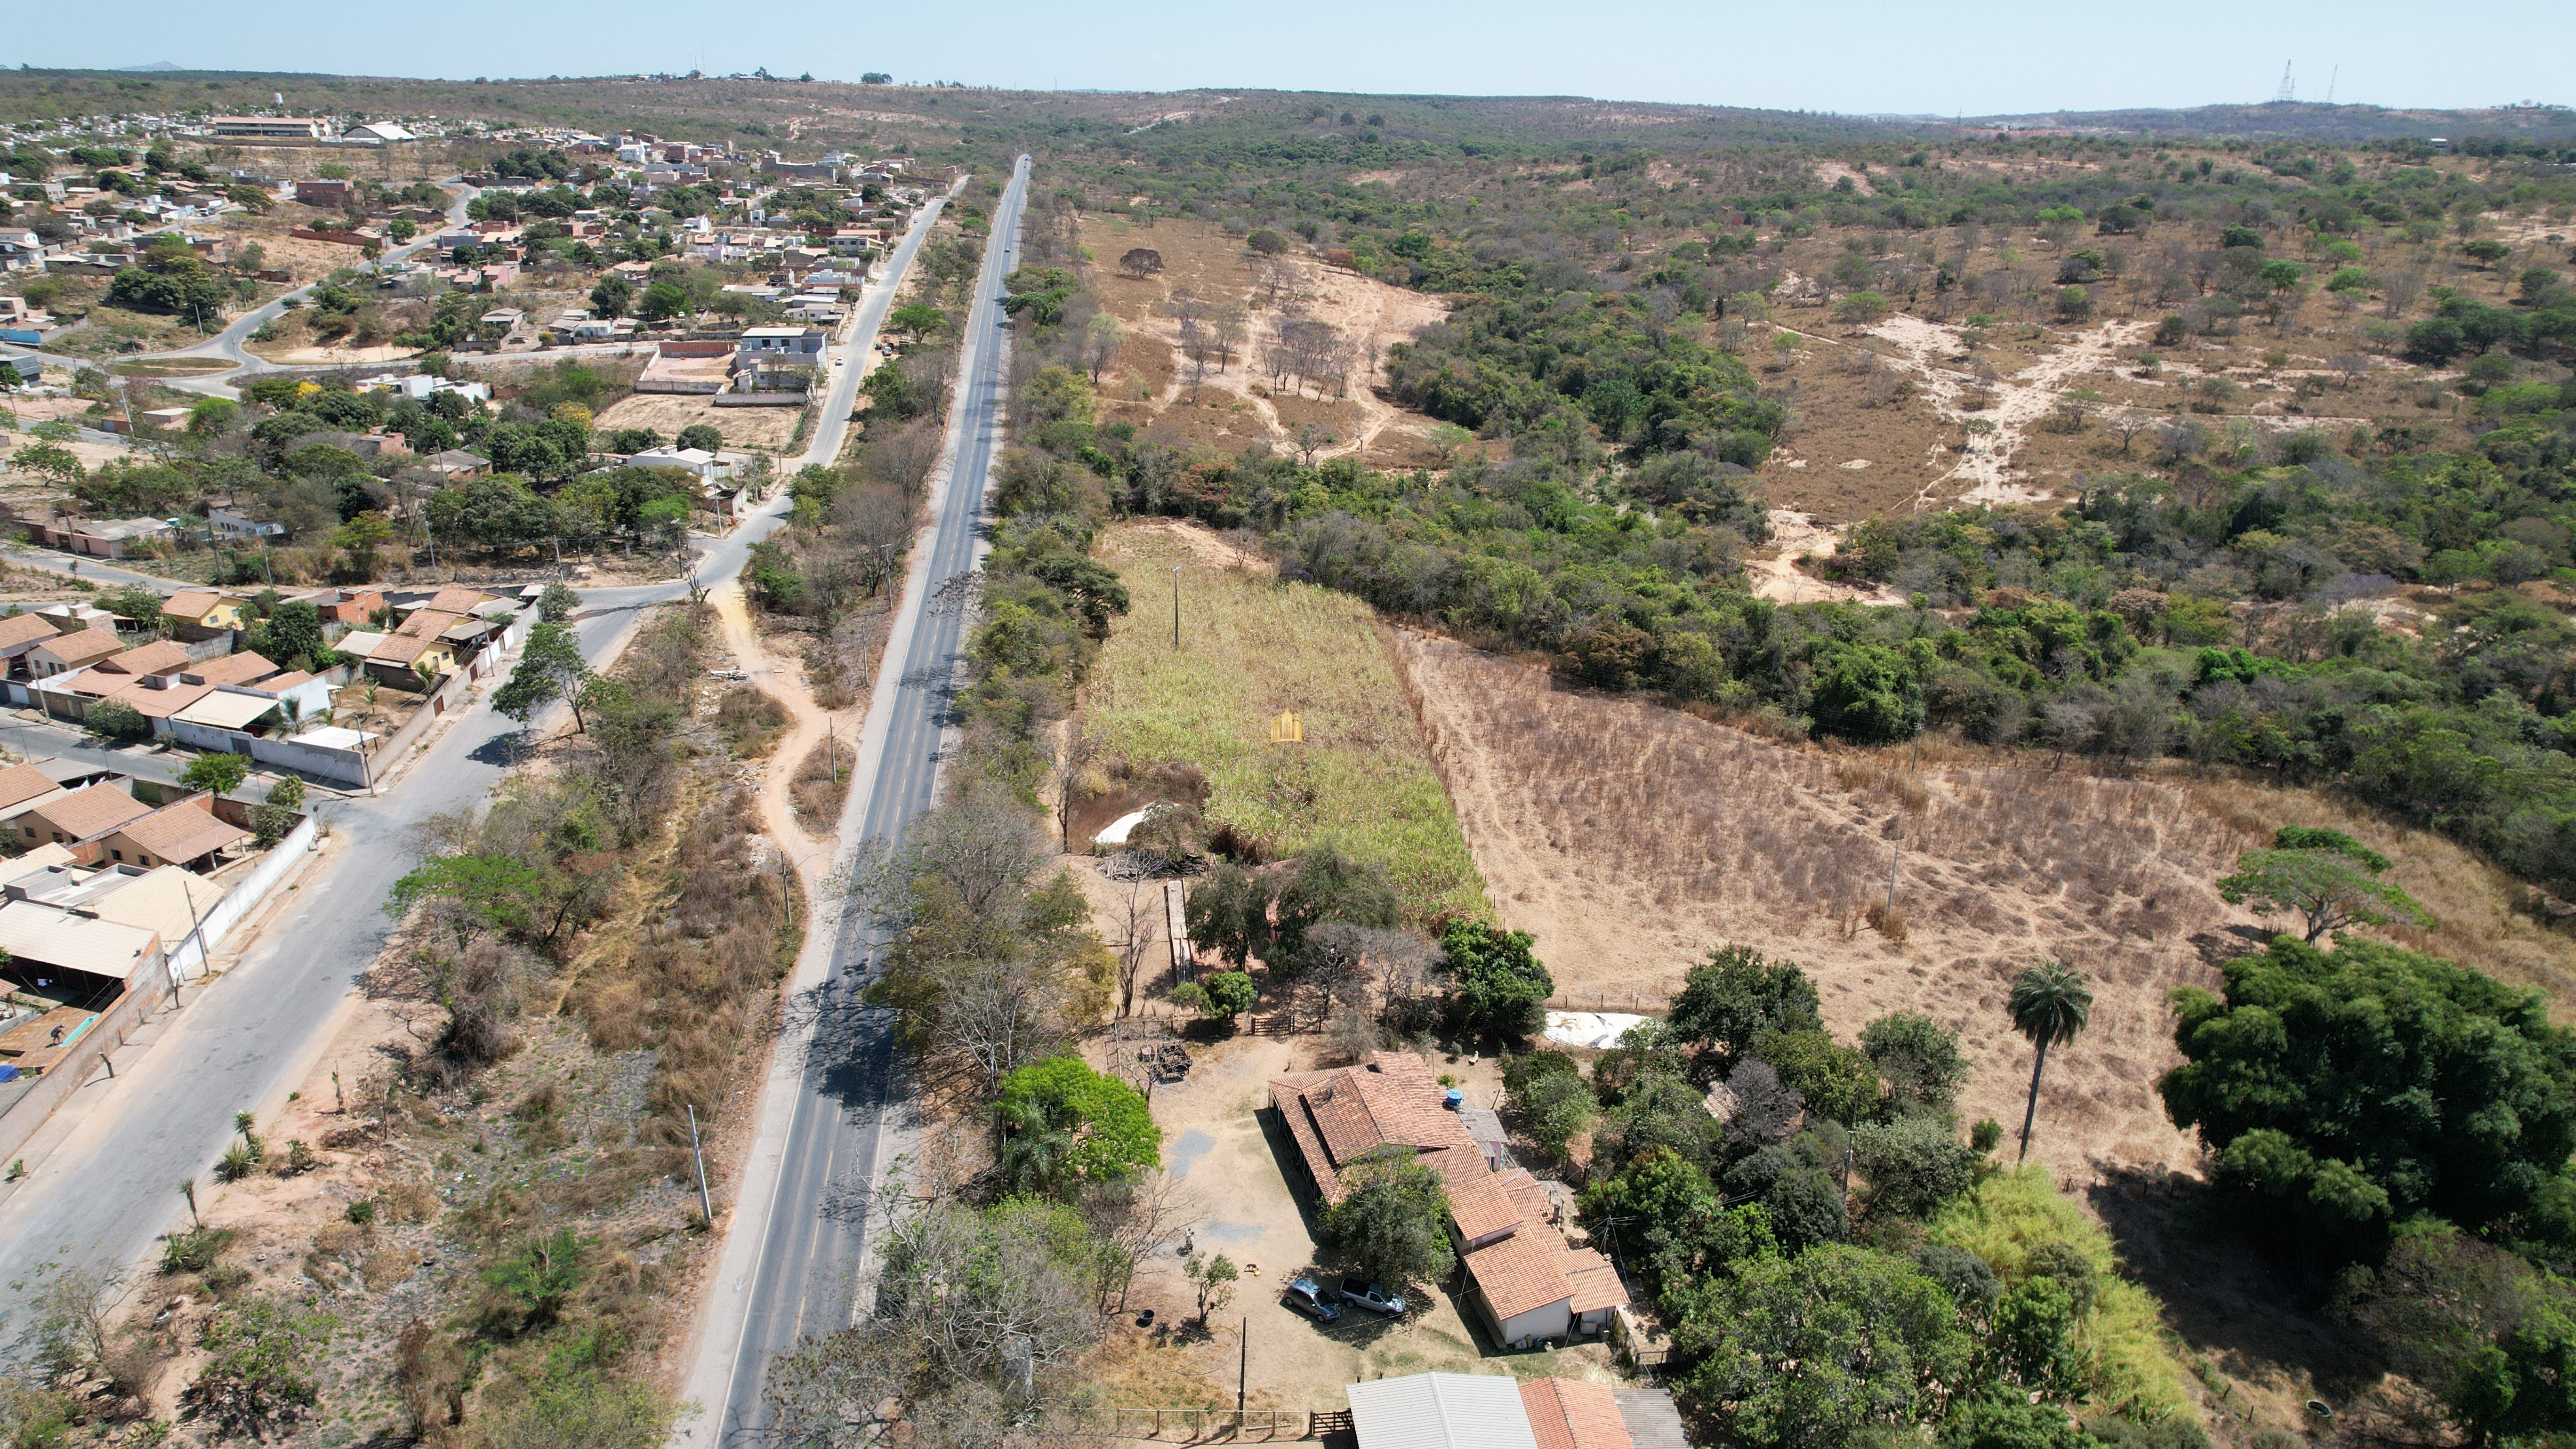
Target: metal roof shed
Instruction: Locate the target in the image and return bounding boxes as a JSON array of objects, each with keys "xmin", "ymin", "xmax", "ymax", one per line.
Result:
[{"xmin": 1347, "ymin": 1374, "xmax": 1540, "ymax": 1449}]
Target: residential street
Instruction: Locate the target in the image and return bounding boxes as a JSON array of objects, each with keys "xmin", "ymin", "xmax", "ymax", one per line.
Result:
[
  {"xmin": 0, "ymin": 186, "xmax": 958, "ymax": 1355},
  {"xmin": 0, "ymin": 183, "xmax": 480, "ymax": 398},
  {"xmin": 681, "ymin": 154, "xmax": 1030, "ymax": 1448}
]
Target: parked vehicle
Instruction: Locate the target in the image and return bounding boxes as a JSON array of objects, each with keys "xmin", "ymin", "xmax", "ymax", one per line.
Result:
[
  {"xmin": 1337, "ymin": 1276, "xmax": 1407, "ymax": 1317},
  {"xmin": 1283, "ymin": 1277, "xmax": 1341, "ymax": 1323}
]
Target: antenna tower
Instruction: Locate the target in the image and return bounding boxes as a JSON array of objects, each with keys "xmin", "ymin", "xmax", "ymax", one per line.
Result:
[
  {"xmin": 2273, "ymin": 62, "xmax": 2296, "ymax": 104},
  {"xmin": 2326, "ymin": 66, "xmax": 2338, "ymax": 104}
]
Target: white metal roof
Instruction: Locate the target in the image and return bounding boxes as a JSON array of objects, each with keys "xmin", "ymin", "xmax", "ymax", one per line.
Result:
[
  {"xmin": 0, "ymin": 900, "xmax": 160, "ymax": 978},
  {"xmin": 173, "ymin": 692, "xmax": 282, "ymax": 730},
  {"xmin": 293, "ymin": 726, "xmax": 377, "ymax": 750},
  {"xmin": 1347, "ymin": 1374, "xmax": 1539, "ymax": 1449}
]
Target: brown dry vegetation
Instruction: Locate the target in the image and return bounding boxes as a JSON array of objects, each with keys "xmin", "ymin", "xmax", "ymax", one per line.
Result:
[
  {"xmin": 1073, "ymin": 216, "xmax": 1457, "ymax": 469},
  {"xmin": 1393, "ymin": 630, "xmax": 2265, "ymax": 1184},
  {"xmin": 89, "ymin": 610, "xmax": 805, "ymax": 1446}
]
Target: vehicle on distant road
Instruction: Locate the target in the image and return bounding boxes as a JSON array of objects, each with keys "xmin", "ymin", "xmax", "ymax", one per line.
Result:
[{"xmin": 1283, "ymin": 1277, "xmax": 1342, "ymax": 1323}]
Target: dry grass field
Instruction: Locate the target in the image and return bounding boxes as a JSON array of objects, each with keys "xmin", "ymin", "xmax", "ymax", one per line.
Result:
[
  {"xmin": 1392, "ymin": 630, "xmax": 2270, "ymax": 1184},
  {"xmin": 1073, "ymin": 217, "xmax": 1460, "ymax": 470},
  {"xmin": 1081, "ymin": 522, "xmax": 1487, "ymax": 923}
]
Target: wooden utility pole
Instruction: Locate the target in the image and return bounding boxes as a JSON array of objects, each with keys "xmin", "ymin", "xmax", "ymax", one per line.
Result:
[
  {"xmin": 1237, "ymin": 1317, "xmax": 1248, "ymax": 1431},
  {"xmin": 1172, "ymin": 566, "xmax": 1182, "ymax": 650}
]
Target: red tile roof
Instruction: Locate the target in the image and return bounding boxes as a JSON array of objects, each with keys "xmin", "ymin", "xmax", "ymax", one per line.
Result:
[
  {"xmin": 184, "ymin": 652, "xmax": 279, "ymax": 687},
  {"xmin": 1521, "ymin": 1380, "xmax": 1634, "ymax": 1449},
  {"xmin": 28, "ymin": 784, "xmax": 152, "ymax": 841},
  {"xmin": 0, "ymin": 763, "xmax": 60, "ymax": 813},
  {"xmin": 0, "ymin": 614, "xmax": 60, "ymax": 652},
  {"xmin": 1465, "ymin": 1228, "xmax": 1574, "ymax": 1323},
  {"xmin": 96, "ymin": 639, "xmax": 192, "ymax": 676},
  {"xmin": 113, "ymin": 800, "xmax": 250, "ymax": 865}
]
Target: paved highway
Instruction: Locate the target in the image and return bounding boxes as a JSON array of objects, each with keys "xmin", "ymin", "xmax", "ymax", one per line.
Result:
[
  {"xmin": 0, "ymin": 188, "xmax": 958, "ymax": 1352},
  {"xmin": 683, "ymin": 154, "xmax": 1030, "ymax": 1448}
]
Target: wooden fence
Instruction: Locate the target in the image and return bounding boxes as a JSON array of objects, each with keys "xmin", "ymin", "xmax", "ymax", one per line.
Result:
[{"xmin": 1053, "ymin": 1406, "xmax": 1335, "ymax": 1441}]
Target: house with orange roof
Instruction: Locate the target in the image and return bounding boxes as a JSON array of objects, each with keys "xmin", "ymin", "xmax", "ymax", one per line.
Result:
[
  {"xmin": 26, "ymin": 628, "xmax": 124, "ymax": 678},
  {"xmin": 1269, "ymin": 1053, "xmax": 1630, "ymax": 1351},
  {"xmin": 15, "ymin": 783, "xmax": 152, "ymax": 850},
  {"xmin": 161, "ymin": 590, "xmax": 251, "ymax": 642},
  {"xmin": 97, "ymin": 797, "xmax": 251, "ymax": 873}
]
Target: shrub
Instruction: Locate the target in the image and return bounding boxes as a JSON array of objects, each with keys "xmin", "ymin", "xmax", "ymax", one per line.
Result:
[
  {"xmin": 1929, "ymin": 1167, "xmax": 2194, "ymax": 1421},
  {"xmin": 87, "ymin": 698, "xmax": 149, "ymax": 741},
  {"xmin": 162, "ymin": 1226, "xmax": 239, "ymax": 1275}
]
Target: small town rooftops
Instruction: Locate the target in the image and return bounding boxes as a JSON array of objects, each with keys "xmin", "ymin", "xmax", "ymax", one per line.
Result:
[
  {"xmin": 0, "ymin": 900, "xmax": 161, "ymax": 980},
  {"xmin": 115, "ymin": 801, "xmax": 250, "ymax": 865},
  {"xmin": 0, "ymin": 763, "xmax": 63, "ymax": 814},
  {"xmin": 96, "ymin": 639, "xmax": 193, "ymax": 677},
  {"xmin": 37, "ymin": 629, "xmax": 125, "ymax": 668},
  {"xmin": 33, "ymin": 785, "xmax": 152, "ymax": 842},
  {"xmin": 172, "ymin": 692, "xmax": 281, "ymax": 732},
  {"xmin": 162, "ymin": 590, "xmax": 233, "ymax": 618},
  {"xmin": 0, "ymin": 614, "xmax": 60, "ymax": 653},
  {"xmin": 182, "ymin": 652, "xmax": 279, "ymax": 688}
]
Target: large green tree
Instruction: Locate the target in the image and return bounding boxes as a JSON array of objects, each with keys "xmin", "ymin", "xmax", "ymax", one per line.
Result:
[
  {"xmin": 995, "ymin": 1056, "xmax": 1160, "ymax": 1198},
  {"xmin": 1667, "ymin": 946, "xmax": 1820, "ymax": 1071},
  {"xmin": 1323, "ymin": 1150, "xmax": 1454, "ymax": 1296},
  {"xmin": 2160, "ymin": 935, "xmax": 2576, "ymax": 1262},
  {"xmin": 1673, "ymin": 1244, "xmax": 1972, "ymax": 1447},
  {"xmin": 1436, "ymin": 919, "xmax": 1553, "ymax": 1039},
  {"xmin": 2216, "ymin": 826, "xmax": 2431, "ymax": 944}
]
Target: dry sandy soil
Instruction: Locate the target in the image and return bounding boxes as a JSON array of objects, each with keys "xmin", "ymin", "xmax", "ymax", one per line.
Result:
[
  {"xmin": 594, "ymin": 392, "xmax": 803, "ymax": 453},
  {"xmin": 1391, "ymin": 631, "xmax": 2275, "ymax": 1186},
  {"xmin": 1075, "ymin": 217, "xmax": 1458, "ymax": 469}
]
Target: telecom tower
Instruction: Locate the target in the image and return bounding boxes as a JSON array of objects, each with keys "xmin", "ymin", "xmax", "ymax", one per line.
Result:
[{"xmin": 2273, "ymin": 62, "xmax": 2296, "ymax": 104}]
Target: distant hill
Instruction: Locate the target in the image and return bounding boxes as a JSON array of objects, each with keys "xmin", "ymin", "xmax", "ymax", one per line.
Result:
[{"xmin": 1945, "ymin": 101, "xmax": 2576, "ymax": 143}]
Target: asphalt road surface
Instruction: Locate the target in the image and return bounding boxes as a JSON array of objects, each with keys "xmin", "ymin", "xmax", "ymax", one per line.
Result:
[
  {"xmin": 694, "ymin": 153, "xmax": 1030, "ymax": 1448},
  {"xmin": 0, "ymin": 187, "xmax": 957, "ymax": 1352}
]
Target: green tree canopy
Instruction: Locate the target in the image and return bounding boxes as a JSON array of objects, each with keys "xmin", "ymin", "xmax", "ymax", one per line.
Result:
[
  {"xmin": 181, "ymin": 753, "xmax": 250, "ymax": 796},
  {"xmin": 1436, "ymin": 919, "xmax": 1553, "ymax": 1039},
  {"xmin": 996, "ymin": 1056, "xmax": 1161, "ymax": 1195},
  {"xmin": 2160, "ymin": 935, "xmax": 2576, "ymax": 1263},
  {"xmin": 1325, "ymin": 1150, "xmax": 1455, "ymax": 1296},
  {"xmin": 1668, "ymin": 946, "xmax": 1821, "ymax": 1071},
  {"xmin": 1672, "ymin": 1244, "xmax": 1972, "ymax": 1448},
  {"xmin": 2216, "ymin": 826, "xmax": 2431, "ymax": 943}
]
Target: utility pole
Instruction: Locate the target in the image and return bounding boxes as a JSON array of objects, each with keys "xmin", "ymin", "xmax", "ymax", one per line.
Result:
[
  {"xmin": 1886, "ymin": 844, "xmax": 1900, "ymax": 912},
  {"xmin": 1237, "ymin": 1317, "xmax": 1248, "ymax": 1432},
  {"xmin": 1171, "ymin": 566, "xmax": 1181, "ymax": 650},
  {"xmin": 686, "ymin": 1103, "xmax": 714, "ymax": 1224}
]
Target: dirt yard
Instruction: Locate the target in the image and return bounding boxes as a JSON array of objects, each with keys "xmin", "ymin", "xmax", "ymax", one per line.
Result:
[
  {"xmin": 1093, "ymin": 1033, "xmax": 1630, "ymax": 1414},
  {"xmin": 594, "ymin": 393, "xmax": 803, "ymax": 454},
  {"xmin": 1391, "ymin": 631, "xmax": 2276, "ymax": 1185}
]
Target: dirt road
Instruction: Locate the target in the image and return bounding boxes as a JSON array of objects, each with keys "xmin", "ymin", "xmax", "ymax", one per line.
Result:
[{"xmin": 708, "ymin": 582, "xmax": 850, "ymax": 890}]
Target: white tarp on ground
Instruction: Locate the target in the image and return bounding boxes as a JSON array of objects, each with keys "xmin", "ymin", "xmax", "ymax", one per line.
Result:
[
  {"xmin": 1094, "ymin": 804, "xmax": 1174, "ymax": 847},
  {"xmin": 1544, "ymin": 1011, "xmax": 1651, "ymax": 1050}
]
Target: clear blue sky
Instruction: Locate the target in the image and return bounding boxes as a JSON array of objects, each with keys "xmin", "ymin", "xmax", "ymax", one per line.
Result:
[{"xmin": 7, "ymin": 0, "xmax": 2569, "ymax": 118}]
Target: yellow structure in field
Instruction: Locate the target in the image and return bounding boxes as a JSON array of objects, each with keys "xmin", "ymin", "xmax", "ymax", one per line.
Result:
[{"xmin": 1267, "ymin": 709, "xmax": 1303, "ymax": 744}]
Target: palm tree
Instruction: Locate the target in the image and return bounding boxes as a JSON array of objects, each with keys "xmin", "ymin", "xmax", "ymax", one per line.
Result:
[{"xmin": 2008, "ymin": 960, "xmax": 2094, "ymax": 1165}]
